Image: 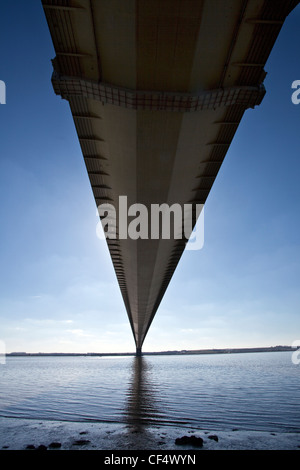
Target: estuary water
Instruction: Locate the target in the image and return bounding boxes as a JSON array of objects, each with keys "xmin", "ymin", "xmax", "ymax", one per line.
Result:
[{"xmin": 0, "ymin": 351, "xmax": 299, "ymax": 433}]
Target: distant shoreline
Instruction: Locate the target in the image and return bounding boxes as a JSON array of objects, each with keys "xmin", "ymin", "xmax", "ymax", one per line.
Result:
[{"xmin": 6, "ymin": 345, "xmax": 295, "ymax": 357}]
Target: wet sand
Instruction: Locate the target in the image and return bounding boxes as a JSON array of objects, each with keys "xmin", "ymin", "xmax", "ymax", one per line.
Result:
[{"xmin": 0, "ymin": 417, "xmax": 300, "ymax": 451}]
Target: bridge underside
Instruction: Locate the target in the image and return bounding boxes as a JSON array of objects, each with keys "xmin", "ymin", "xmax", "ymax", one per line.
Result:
[{"xmin": 42, "ymin": 0, "xmax": 298, "ymax": 354}]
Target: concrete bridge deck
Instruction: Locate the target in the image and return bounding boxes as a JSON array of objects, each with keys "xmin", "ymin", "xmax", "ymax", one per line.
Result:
[{"xmin": 42, "ymin": 0, "xmax": 298, "ymax": 354}]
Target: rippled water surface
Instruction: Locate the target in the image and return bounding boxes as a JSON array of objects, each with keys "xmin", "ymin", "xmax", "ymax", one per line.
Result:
[{"xmin": 0, "ymin": 352, "xmax": 299, "ymax": 432}]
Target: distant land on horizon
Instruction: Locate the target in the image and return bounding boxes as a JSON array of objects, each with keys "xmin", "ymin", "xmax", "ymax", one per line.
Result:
[{"xmin": 6, "ymin": 345, "xmax": 295, "ymax": 357}]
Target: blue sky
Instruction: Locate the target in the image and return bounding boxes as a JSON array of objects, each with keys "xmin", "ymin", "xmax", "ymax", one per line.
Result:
[{"xmin": 0, "ymin": 1, "xmax": 299, "ymax": 353}]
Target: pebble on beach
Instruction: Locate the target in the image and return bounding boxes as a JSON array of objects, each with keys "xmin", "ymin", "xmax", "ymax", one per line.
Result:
[
  {"xmin": 72, "ymin": 439, "xmax": 91, "ymax": 446},
  {"xmin": 175, "ymin": 435, "xmax": 204, "ymax": 447},
  {"xmin": 49, "ymin": 442, "xmax": 62, "ymax": 449}
]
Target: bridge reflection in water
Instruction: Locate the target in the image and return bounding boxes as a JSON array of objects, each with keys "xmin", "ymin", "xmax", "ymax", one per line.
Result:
[
  {"xmin": 120, "ymin": 356, "xmax": 203, "ymax": 447},
  {"xmin": 123, "ymin": 357, "xmax": 161, "ymax": 430}
]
